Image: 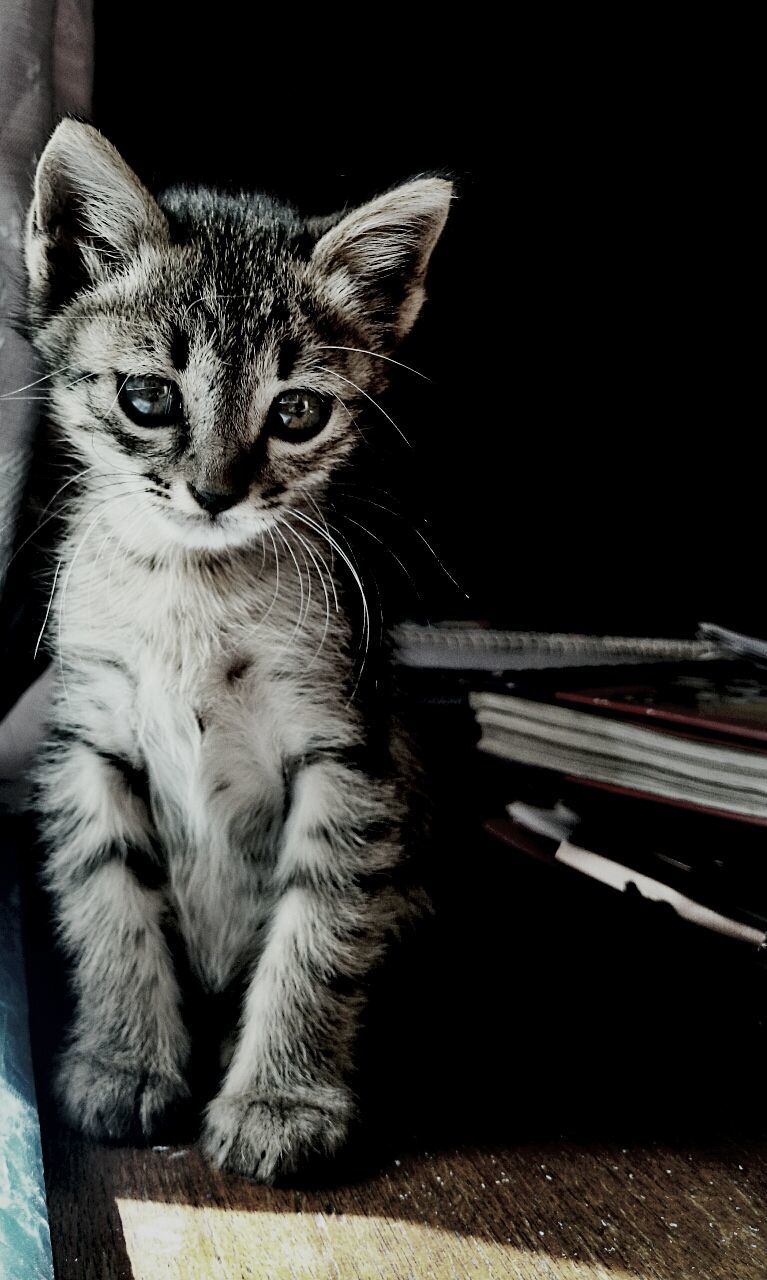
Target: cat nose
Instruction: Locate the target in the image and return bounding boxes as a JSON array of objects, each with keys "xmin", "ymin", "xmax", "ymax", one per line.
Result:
[{"xmin": 188, "ymin": 484, "xmax": 242, "ymax": 516}]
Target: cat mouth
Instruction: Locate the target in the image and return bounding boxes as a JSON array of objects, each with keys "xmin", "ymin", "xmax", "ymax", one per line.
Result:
[
  {"xmin": 163, "ymin": 502, "xmax": 277, "ymax": 524},
  {"xmin": 171, "ymin": 508, "xmax": 235, "ymax": 525},
  {"xmin": 154, "ymin": 500, "xmax": 280, "ymax": 544}
]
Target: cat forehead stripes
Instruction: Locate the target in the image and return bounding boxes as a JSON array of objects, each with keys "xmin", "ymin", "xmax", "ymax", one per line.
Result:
[{"xmin": 25, "ymin": 120, "xmax": 452, "ymax": 553}]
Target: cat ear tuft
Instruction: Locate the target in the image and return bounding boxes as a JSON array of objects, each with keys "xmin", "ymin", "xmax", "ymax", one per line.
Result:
[
  {"xmin": 26, "ymin": 119, "xmax": 167, "ymax": 314},
  {"xmin": 311, "ymin": 177, "xmax": 453, "ymax": 342}
]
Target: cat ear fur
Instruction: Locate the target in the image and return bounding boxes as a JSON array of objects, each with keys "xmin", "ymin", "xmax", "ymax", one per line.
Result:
[
  {"xmin": 26, "ymin": 119, "xmax": 167, "ymax": 313},
  {"xmin": 310, "ymin": 177, "xmax": 453, "ymax": 342}
]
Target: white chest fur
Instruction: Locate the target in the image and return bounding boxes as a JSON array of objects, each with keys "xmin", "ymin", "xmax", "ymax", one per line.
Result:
[{"xmin": 53, "ymin": 529, "xmax": 352, "ymax": 990}]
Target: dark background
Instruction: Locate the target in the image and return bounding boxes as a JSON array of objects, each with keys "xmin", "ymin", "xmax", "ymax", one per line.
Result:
[
  {"xmin": 16, "ymin": 17, "xmax": 766, "ymax": 1170},
  {"xmin": 91, "ymin": 13, "xmax": 761, "ymax": 640}
]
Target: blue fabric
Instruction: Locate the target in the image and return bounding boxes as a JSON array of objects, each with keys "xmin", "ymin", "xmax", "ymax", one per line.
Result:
[
  {"xmin": 0, "ymin": 847, "xmax": 53, "ymax": 1280},
  {"xmin": 0, "ymin": 3, "xmax": 92, "ymax": 1271}
]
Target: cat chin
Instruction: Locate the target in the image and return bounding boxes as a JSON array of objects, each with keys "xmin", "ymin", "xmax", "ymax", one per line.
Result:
[{"xmin": 148, "ymin": 505, "xmax": 276, "ymax": 553}]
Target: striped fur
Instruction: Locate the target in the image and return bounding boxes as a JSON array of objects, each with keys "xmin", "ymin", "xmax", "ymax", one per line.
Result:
[{"xmin": 25, "ymin": 121, "xmax": 451, "ymax": 1181}]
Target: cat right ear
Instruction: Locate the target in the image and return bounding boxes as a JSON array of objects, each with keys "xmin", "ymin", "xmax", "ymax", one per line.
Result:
[
  {"xmin": 26, "ymin": 119, "xmax": 168, "ymax": 315},
  {"xmin": 310, "ymin": 177, "xmax": 453, "ymax": 344}
]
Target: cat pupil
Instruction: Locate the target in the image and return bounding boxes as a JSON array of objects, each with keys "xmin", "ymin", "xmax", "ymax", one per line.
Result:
[
  {"xmin": 280, "ymin": 397, "xmax": 307, "ymax": 424},
  {"xmin": 271, "ymin": 389, "xmax": 327, "ymax": 439},
  {"xmin": 120, "ymin": 374, "xmax": 179, "ymax": 425}
]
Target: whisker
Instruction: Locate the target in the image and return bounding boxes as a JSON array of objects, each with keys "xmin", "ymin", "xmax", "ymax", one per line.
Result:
[
  {"xmin": 301, "ymin": 489, "xmax": 337, "ymax": 571},
  {"xmin": 3, "ymin": 466, "xmax": 97, "ymax": 565},
  {"xmin": 34, "ymin": 559, "xmax": 63, "ymax": 659},
  {"xmin": 92, "ymin": 484, "xmax": 162, "ymax": 589},
  {"xmin": 84, "ymin": 245, "xmax": 121, "ymax": 261},
  {"xmin": 280, "ymin": 519, "xmax": 331, "ymax": 670},
  {"xmin": 93, "ymin": 522, "xmax": 118, "ymax": 580},
  {"xmin": 255, "ymin": 527, "xmax": 282, "ymax": 629},
  {"xmin": 335, "ymin": 490, "xmax": 466, "ymax": 593},
  {"xmin": 273, "ymin": 520, "xmax": 306, "ymax": 644},
  {"xmin": 105, "ymin": 374, "xmax": 130, "ymax": 418},
  {"xmin": 7, "ymin": 473, "xmax": 156, "ymax": 573},
  {"xmin": 4, "ymin": 473, "xmax": 151, "ymax": 571},
  {"xmin": 316, "ymin": 366, "xmax": 412, "ymax": 448},
  {"xmin": 105, "ymin": 495, "xmax": 153, "ymax": 604},
  {"xmin": 292, "ymin": 525, "xmax": 314, "ymax": 629},
  {"xmin": 326, "ymin": 389, "xmax": 369, "ymax": 447},
  {"xmin": 317, "ymin": 345, "xmax": 430, "ymax": 381},
  {"xmin": 324, "ymin": 511, "xmax": 385, "ymax": 661},
  {"xmin": 334, "ymin": 509, "xmax": 426, "ymax": 607},
  {"xmin": 181, "ymin": 296, "xmax": 206, "ymax": 322},
  {"xmin": 288, "ymin": 508, "xmax": 365, "ymax": 634},
  {"xmin": 57, "ymin": 503, "xmax": 120, "ymax": 708},
  {"xmin": 62, "ymin": 372, "xmax": 97, "ymax": 391},
  {"xmin": 286, "ymin": 508, "xmax": 339, "ymax": 612},
  {"xmin": 284, "ymin": 506, "xmax": 370, "ymax": 698},
  {"xmin": 0, "ymin": 362, "xmax": 74, "ymax": 399}
]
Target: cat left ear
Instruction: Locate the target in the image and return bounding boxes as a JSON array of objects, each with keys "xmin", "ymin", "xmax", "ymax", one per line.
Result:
[
  {"xmin": 311, "ymin": 177, "xmax": 453, "ymax": 342},
  {"xmin": 26, "ymin": 119, "xmax": 168, "ymax": 315}
]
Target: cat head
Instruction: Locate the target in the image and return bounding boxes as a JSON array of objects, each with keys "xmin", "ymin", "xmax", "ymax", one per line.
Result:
[{"xmin": 26, "ymin": 120, "xmax": 452, "ymax": 552}]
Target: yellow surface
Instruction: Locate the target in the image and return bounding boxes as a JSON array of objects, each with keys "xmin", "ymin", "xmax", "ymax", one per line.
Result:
[
  {"xmin": 44, "ymin": 1137, "xmax": 767, "ymax": 1279},
  {"xmin": 117, "ymin": 1200, "xmax": 574, "ymax": 1280}
]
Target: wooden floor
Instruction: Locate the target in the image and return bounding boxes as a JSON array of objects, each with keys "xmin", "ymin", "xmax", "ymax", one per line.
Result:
[
  {"xmin": 42, "ymin": 1127, "xmax": 767, "ymax": 1279},
  {"xmin": 26, "ymin": 819, "xmax": 767, "ymax": 1279}
]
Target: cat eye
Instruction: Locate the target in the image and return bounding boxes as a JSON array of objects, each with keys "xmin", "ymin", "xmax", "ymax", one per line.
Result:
[
  {"xmin": 118, "ymin": 374, "xmax": 182, "ymax": 426},
  {"xmin": 267, "ymin": 390, "xmax": 330, "ymax": 443}
]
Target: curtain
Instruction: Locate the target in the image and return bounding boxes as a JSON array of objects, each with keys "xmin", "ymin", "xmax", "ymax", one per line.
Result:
[{"xmin": 0, "ymin": 2, "xmax": 93, "ymax": 1275}]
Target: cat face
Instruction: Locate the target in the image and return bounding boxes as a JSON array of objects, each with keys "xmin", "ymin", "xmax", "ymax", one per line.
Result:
[{"xmin": 26, "ymin": 122, "xmax": 451, "ymax": 552}]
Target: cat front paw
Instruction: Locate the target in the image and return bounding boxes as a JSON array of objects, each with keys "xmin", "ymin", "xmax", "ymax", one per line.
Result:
[
  {"xmin": 56, "ymin": 1047, "xmax": 190, "ymax": 1142},
  {"xmin": 203, "ymin": 1085, "xmax": 353, "ymax": 1183}
]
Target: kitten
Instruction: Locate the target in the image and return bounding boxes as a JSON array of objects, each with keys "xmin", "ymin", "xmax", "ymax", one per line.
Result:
[{"xmin": 24, "ymin": 120, "xmax": 451, "ymax": 1182}]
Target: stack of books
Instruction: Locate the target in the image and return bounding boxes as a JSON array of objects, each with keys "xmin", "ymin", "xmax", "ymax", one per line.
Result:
[{"xmin": 394, "ymin": 622, "xmax": 767, "ymax": 954}]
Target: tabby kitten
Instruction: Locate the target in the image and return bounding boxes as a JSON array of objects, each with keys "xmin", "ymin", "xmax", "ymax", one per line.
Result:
[{"xmin": 24, "ymin": 120, "xmax": 451, "ymax": 1181}]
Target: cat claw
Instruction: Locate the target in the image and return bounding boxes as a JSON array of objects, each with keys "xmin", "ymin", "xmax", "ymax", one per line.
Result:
[
  {"xmin": 57, "ymin": 1048, "xmax": 189, "ymax": 1142},
  {"xmin": 203, "ymin": 1088, "xmax": 352, "ymax": 1183}
]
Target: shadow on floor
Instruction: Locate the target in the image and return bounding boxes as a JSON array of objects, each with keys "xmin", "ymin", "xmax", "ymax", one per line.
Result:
[{"xmin": 20, "ymin": 814, "xmax": 767, "ymax": 1277}]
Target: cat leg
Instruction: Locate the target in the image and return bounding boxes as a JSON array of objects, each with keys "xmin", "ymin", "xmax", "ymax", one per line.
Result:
[
  {"xmin": 203, "ymin": 756, "xmax": 402, "ymax": 1182},
  {"xmin": 41, "ymin": 735, "xmax": 189, "ymax": 1140}
]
